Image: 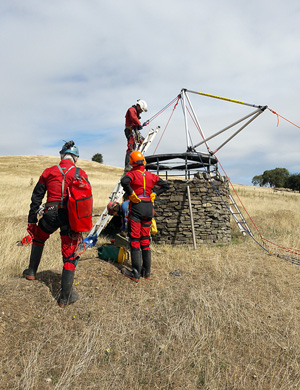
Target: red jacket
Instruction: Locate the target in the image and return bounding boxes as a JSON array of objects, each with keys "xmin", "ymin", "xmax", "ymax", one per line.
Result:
[
  {"xmin": 121, "ymin": 166, "xmax": 169, "ymax": 199},
  {"xmin": 28, "ymin": 159, "xmax": 89, "ymax": 223},
  {"xmin": 125, "ymin": 106, "xmax": 141, "ymax": 129}
]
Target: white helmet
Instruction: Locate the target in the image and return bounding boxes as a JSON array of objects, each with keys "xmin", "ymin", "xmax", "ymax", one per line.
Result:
[{"xmin": 137, "ymin": 99, "xmax": 148, "ymax": 112}]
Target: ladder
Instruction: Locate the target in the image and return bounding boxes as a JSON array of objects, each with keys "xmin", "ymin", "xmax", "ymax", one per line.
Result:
[
  {"xmin": 228, "ymin": 193, "xmax": 253, "ymax": 237},
  {"xmin": 85, "ymin": 126, "xmax": 160, "ymax": 245}
]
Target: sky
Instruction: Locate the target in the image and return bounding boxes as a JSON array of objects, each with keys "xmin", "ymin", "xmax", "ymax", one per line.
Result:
[{"xmin": 1, "ymin": 0, "xmax": 300, "ymax": 185}]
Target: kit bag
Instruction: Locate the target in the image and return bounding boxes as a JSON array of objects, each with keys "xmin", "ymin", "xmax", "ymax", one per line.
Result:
[
  {"xmin": 98, "ymin": 244, "xmax": 127, "ymax": 263},
  {"xmin": 58, "ymin": 165, "xmax": 93, "ymax": 232},
  {"xmin": 150, "ymin": 218, "xmax": 157, "ymax": 235}
]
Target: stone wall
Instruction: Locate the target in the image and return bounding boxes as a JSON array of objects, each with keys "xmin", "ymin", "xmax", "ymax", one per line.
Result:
[{"xmin": 152, "ymin": 173, "xmax": 231, "ymax": 245}]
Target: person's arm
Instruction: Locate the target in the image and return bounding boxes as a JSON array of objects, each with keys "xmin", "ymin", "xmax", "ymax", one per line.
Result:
[
  {"xmin": 121, "ymin": 175, "xmax": 141, "ymax": 203},
  {"xmin": 28, "ymin": 181, "xmax": 46, "ymax": 223},
  {"xmin": 154, "ymin": 177, "xmax": 170, "ymax": 196},
  {"xmin": 126, "ymin": 107, "xmax": 142, "ymax": 129}
]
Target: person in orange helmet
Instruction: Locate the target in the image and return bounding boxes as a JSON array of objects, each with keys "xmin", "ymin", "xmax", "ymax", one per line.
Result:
[{"xmin": 120, "ymin": 151, "xmax": 169, "ymax": 282}]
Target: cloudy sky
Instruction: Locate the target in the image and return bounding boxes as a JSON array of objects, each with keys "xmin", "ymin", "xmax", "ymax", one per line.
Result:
[{"xmin": 1, "ymin": 0, "xmax": 300, "ymax": 184}]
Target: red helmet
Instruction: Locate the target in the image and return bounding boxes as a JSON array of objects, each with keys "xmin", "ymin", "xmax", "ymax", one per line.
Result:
[
  {"xmin": 129, "ymin": 151, "xmax": 146, "ymax": 167},
  {"xmin": 107, "ymin": 201, "xmax": 120, "ymax": 215}
]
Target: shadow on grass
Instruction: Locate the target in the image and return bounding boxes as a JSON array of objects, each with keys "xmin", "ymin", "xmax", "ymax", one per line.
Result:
[{"xmin": 37, "ymin": 270, "xmax": 61, "ymax": 300}]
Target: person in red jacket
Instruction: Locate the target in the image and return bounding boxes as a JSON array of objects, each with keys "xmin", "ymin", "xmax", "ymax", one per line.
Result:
[
  {"xmin": 22, "ymin": 140, "xmax": 91, "ymax": 308},
  {"xmin": 120, "ymin": 151, "xmax": 169, "ymax": 282},
  {"xmin": 124, "ymin": 99, "xmax": 148, "ymax": 170}
]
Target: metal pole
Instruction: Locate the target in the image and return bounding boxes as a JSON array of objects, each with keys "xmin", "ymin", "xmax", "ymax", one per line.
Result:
[
  {"xmin": 187, "ymin": 185, "xmax": 197, "ymax": 249},
  {"xmin": 181, "ymin": 90, "xmax": 190, "ymax": 149},
  {"xmin": 186, "ymin": 89, "xmax": 265, "ymax": 109},
  {"xmin": 213, "ymin": 110, "xmax": 263, "ymax": 153},
  {"xmin": 185, "ymin": 92, "xmax": 207, "ymax": 143},
  {"xmin": 193, "ymin": 108, "xmax": 261, "ymax": 149}
]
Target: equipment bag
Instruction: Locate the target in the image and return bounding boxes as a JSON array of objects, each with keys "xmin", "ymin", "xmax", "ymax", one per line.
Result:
[
  {"xmin": 98, "ymin": 244, "xmax": 127, "ymax": 263},
  {"xmin": 58, "ymin": 165, "xmax": 93, "ymax": 232},
  {"xmin": 150, "ymin": 218, "xmax": 157, "ymax": 235}
]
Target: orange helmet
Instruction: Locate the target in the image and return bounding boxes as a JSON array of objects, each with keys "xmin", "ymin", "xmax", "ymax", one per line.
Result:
[{"xmin": 129, "ymin": 151, "xmax": 146, "ymax": 167}]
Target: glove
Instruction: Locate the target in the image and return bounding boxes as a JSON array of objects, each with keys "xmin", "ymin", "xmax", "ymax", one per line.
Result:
[
  {"xmin": 27, "ymin": 223, "xmax": 37, "ymax": 238},
  {"xmin": 150, "ymin": 193, "xmax": 156, "ymax": 205},
  {"xmin": 129, "ymin": 192, "xmax": 141, "ymax": 204}
]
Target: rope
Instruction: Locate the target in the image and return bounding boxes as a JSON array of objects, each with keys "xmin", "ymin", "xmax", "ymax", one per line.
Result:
[
  {"xmin": 153, "ymin": 96, "xmax": 180, "ymax": 155},
  {"xmin": 269, "ymin": 108, "xmax": 300, "ymax": 129},
  {"xmin": 143, "ymin": 95, "xmax": 180, "ymax": 127},
  {"xmin": 187, "ymin": 126, "xmax": 300, "ymax": 266}
]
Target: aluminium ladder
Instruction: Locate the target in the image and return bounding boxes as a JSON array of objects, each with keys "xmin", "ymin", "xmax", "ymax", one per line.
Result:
[
  {"xmin": 86, "ymin": 126, "xmax": 160, "ymax": 243},
  {"xmin": 228, "ymin": 193, "xmax": 253, "ymax": 237}
]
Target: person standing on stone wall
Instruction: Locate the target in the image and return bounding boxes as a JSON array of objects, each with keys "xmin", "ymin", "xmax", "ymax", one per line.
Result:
[
  {"xmin": 124, "ymin": 99, "xmax": 148, "ymax": 171},
  {"xmin": 120, "ymin": 150, "xmax": 169, "ymax": 282}
]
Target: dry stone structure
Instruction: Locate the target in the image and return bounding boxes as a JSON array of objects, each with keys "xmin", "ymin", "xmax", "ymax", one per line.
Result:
[{"xmin": 152, "ymin": 172, "xmax": 231, "ymax": 245}]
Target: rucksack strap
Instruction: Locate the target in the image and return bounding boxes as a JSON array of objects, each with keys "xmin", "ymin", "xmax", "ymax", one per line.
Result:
[
  {"xmin": 57, "ymin": 165, "xmax": 75, "ymax": 207},
  {"xmin": 74, "ymin": 167, "xmax": 81, "ymax": 180}
]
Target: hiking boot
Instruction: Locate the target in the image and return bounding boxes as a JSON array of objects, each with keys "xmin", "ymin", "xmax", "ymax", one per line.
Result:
[
  {"xmin": 22, "ymin": 245, "xmax": 44, "ymax": 280},
  {"xmin": 58, "ymin": 269, "xmax": 78, "ymax": 308},
  {"xmin": 121, "ymin": 267, "xmax": 140, "ymax": 283}
]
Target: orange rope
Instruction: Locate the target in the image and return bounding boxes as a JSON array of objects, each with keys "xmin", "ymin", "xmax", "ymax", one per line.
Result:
[{"xmin": 269, "ymin": 108, "xmax": 300, "ymax": 129}]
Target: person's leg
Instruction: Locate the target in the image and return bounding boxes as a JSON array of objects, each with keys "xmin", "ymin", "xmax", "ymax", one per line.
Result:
[
  {"xmin": 124, "ymin": 134, "xmax": 135, "ymax": 170},
  {"xmin": 140, "ymin": 219, "xmax": 152, "ymax": 279},
  {"xmin": 121, "ymin": 217, "xmax": 142, "ymax": 282},
  {"xmin": 58, "ymin": 231, "xmax": 80, "ymax": 307},
  {"xmin": 23, "ymin": 224, "xmax": 50, "ymax": 280}
]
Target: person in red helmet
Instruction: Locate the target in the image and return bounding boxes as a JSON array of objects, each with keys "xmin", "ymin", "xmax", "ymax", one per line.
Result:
[
  {"xmin": 22, "ymin": 140, "xmax": 91, "ymax": 308},
  {"xmin": 120, "ymin": 151, "xmax": 169, "ymax": 282},
  {"xmin": 107, "ymin": 200, "xmax": 129, "ymax": 237},
  {"xmin": 124, "ymin": 99, "xmax": 148, "ymax": 171}
]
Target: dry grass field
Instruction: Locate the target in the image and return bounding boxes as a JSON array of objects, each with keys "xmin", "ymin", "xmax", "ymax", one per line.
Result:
[{"xmin": 1, "ymin": 155, "xmax": 300, "ymax": 389}]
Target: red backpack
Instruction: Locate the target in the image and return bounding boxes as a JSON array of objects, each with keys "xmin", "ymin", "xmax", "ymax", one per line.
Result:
[{"xmin": 58, "ymin": 165, "xmax": 93, "ymax": 232}]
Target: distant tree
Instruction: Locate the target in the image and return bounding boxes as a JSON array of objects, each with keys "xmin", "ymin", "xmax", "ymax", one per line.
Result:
[
  {"xmin": 287, "ymin": 173, "xmax": 300, "ymax": 192},
  {"xmin": 261, "ymin": 168, "xmax": 289, "ymax": 188},
  {"xmin": 252, "ymin": 175, "xmax": 264, "ymax": 187},
  {"xmin": 92, "ymin": 153, "xmax": 103, "ymax": 164}
]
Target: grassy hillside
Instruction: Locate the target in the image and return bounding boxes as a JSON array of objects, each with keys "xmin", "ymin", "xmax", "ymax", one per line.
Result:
[{"xmin": 1, "ymin": 156, "xmax": 300, "ymax": 389}]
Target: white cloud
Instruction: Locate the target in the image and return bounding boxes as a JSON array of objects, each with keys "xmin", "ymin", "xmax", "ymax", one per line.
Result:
[{"xmin": 0, "ymin": 0, "xmax": 300, "ymax": 184}]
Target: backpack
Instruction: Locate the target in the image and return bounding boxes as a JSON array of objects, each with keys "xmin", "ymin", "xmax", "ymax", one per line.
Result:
[{"xmin": 57, "ymin": 165, "xmax": 93, "ymax": 232}]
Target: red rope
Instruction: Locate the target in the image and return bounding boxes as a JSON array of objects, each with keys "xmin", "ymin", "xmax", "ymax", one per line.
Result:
[
  {"xmin": 269, "ymin": 108, "xmax": 300, "ymax": 129},
  {"xmin": 153, "ymin": 97, "xmax": 180, "ymax": 155}
]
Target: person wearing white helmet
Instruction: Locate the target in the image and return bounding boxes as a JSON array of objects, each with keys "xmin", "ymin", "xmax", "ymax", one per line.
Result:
[{"xmin": 124, "ymin": 99, "xmax": 148, "ymax": 171}]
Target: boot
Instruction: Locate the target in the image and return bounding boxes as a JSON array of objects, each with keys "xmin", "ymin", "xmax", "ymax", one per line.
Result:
[
  {"xmin": 141, "ymin": 250, "xmax": 151, "ymax": 279},
  {"xmin": 121, "ymin": 249, "xmax": 141, "ymax": 283},
  {"xmin": 23, "ymin": 245, "xmax": 44, "ymax": 280},
  {"xmin": 124, "ymin": 154, "xmax": 131, "ymax": 172},
  {"xmin": 58, "ymin": 269, "xmax": 79, "ymax": 308}
]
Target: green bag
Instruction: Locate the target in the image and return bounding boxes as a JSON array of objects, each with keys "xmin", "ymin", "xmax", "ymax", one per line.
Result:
[{"xmin": 98, "ymin": 244, "xmax": 127, "ymax": 263}]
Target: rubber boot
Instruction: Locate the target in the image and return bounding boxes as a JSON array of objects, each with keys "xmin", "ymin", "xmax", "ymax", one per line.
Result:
[
  {"xmin": 141, "ymin": 250, "xmax": 151, "ymax": 279},
  {"xmin": 23, "ymin": 245, "xmax": 44, "ymax": 280},
  {"xmin": 58, "ymin": 269, "xmax": 79, "ymax": 308},
  {"xmin": 121, "ymin": 249, "xmax": 141, "ymax": 283}
]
